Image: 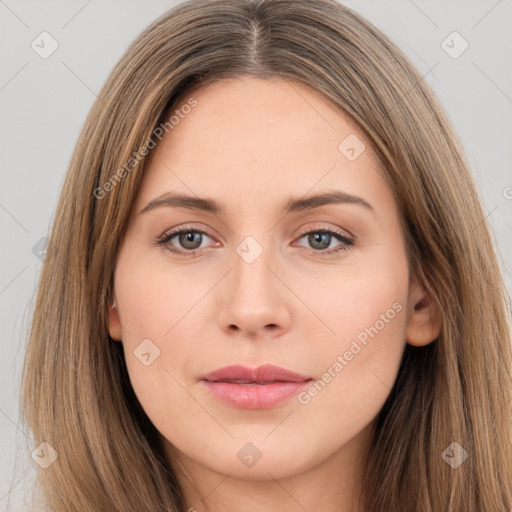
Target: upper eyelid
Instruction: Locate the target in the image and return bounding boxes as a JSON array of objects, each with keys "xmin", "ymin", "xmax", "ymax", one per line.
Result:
[
  {"xmin": 160, "ymin": 223, "xmax": 212, "ymax": 238},
  {"xmin": 297, "ymin": 224, "xmax": 353, "ymax": 238},
  {"xmin": 161, "ymin": 224, "xmax": 350, "ymax": 235}
]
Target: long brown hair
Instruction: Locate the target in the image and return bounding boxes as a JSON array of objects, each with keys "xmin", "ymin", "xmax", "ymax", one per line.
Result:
[{"xmin": 19, "ymin": 0, "xmax": 512, "ymax": 510}]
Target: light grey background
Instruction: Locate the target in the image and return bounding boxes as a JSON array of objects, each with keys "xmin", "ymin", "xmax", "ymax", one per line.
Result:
[{"xmin": 1, "ymin": 1, "xmax": 511, "ymax": 509}]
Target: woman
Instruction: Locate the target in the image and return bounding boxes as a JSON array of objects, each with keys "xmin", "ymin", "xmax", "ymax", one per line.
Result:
[{"xmin": 20, "ymin": 0, "xmax": 512, "ymax": 510}]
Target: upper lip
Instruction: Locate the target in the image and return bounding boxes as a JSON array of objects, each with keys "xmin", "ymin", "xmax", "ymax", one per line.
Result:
[{"xmin": 200, "ymin": 364, "xmax": 313, "ymax": 384}]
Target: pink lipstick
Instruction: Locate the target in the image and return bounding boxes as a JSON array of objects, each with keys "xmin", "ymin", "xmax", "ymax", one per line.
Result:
[{"xmin": 200, "ymin": 364, "xmax": 314, "ymax": 409}]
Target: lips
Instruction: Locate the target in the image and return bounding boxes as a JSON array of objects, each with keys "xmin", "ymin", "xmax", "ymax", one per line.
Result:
[
  {"xmin": 200, "ymin": 364, "xmax": 314, "ymax": 409},
  {"xmin": 200, "ymin": 364, "xmax": 313, "ymax": 384}
]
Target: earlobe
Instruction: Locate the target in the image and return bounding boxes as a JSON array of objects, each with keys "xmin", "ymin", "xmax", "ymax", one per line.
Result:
[
  {"xmin": 405, "ymin": 280, "xmax": 442, "ymax": 347},
  {"xmin": 108, "ymin": 301, "xmax": 123, "ymax": 341}
]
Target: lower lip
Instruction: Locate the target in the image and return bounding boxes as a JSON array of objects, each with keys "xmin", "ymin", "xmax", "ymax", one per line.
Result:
[{"xmin": 201, "ymin": 380, "xmax": 311, "ymax": 409}]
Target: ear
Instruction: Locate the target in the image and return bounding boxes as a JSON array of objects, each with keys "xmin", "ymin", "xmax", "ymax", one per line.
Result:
[
  {"xmin": 108, "ymin": 300, "xmax": 123, "ymax": 341},
  {"xmin": 405, "ymin": 278, "xmax": 442, "ymax": 347}
]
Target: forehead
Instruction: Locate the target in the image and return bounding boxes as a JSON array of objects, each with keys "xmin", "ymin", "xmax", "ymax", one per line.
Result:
[
  {"xmin": 170, "ymin": 76, "xmax": 357, "ymax": 152},
  {"xmin": 135, "ymin": 76, "xmax": 391, "ymax": 218}
]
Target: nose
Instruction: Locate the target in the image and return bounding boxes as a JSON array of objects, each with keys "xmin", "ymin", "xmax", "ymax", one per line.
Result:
[{"xmin": 217, "ymin": 239, "xmax": 292, "ymax": 340}]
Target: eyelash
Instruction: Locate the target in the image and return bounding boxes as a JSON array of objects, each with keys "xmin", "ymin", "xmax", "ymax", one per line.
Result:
[{"xmin": 155, "ymin": 224, "xmax": 355, "ymax": 258}]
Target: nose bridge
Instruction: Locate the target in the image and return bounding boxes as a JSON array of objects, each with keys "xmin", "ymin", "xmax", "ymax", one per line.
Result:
[
  {"xmin": 232, "ymin": 233, "xmax": 277, "ymax": 302},
  {"xmin": 216, "ymin": 232, "xmax": 291, "ymax": 336}
]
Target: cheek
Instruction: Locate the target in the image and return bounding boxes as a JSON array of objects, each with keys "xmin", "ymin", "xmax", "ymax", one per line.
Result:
[
  {"xmin": 294, "ymin": 249, "xmax": 408, "ymax": 432},
  {"xmin": 112, "ymin": 246, "xmax": 207, "ymax": 422},
  {"xmin": 114, "ymin": 246, "xmax": 200, "ymax": 342}
]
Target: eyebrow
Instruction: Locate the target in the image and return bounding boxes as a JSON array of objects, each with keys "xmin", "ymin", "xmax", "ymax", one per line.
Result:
[{"xmin": 139, "ymin": 190, "xmax": 375, "ymax": 216}]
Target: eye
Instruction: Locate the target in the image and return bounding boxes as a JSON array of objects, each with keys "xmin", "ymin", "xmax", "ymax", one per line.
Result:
[
  {"xmin": 294, "ymin": 227, "xmax": 354, "ymax": 256},
  {"xmin": 155, "ymin": 225, "xmax": 355, "ymax": 258},
  {"xmin": 156, "ymin": 226, "xmax": 216, "ymax": 257}
]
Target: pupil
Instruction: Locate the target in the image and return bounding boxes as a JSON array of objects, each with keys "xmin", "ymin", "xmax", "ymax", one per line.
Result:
[
  {"xmin": 310, "ymin": 232, "xmax": 330, "ymax": 250},
  {"xmin": 180, "ymin": 231, "xmax": 201, "ymax": 249}
]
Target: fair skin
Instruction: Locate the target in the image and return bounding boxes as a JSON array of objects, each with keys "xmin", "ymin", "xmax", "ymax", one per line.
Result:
[{"xmin": 108, "ymin": 76, "xmax": 441, "ymax": 512}]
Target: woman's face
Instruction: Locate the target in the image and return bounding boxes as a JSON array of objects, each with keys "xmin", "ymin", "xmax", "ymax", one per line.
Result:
[{"xmin": 109, "ymin": 77, "xmax": 436, "ymax": 487}]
